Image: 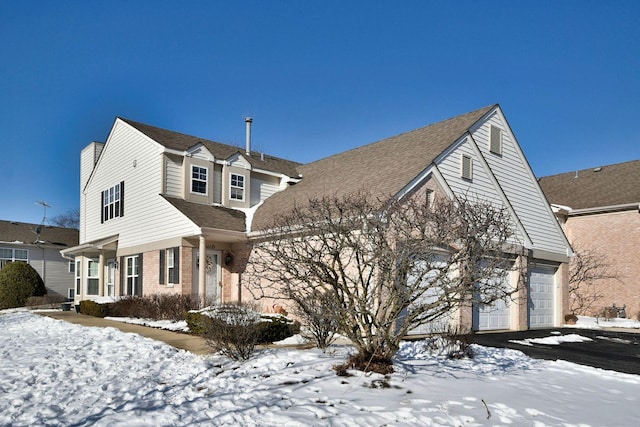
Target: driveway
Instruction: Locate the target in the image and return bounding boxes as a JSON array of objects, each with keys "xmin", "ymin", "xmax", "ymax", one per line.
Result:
[{"xmin": 471, "ymin": 328, "xmax": 640, "ymax": 375}]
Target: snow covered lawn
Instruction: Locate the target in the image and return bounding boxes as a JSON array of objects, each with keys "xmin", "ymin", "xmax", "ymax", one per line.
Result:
[{"xmin": 1, "ymin": 311, "xmax": 639, "ymax": 426}]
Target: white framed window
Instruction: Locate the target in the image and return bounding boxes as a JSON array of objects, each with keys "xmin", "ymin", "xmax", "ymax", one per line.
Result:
[
  {"xmin": 126, "ymin": 255, "xmax": 141, "ymax": 296},
  {"xmin": 168, "ymin": 248, "xmax": 179, "ymax": 285},
  {"xmin": 425, "ymin": 189, "xmax": 435, "ymax": 211},
  {"xmin": 75, "ymin": 260, "xmax": 81, "ymax": 295},
  {"xmin": 0, "ymin": 247, "xmax": 28, "ymax": 270},
  {"xmin": 461, "ymin": 155, "xmax": 473, "ymax": 180},
  {"xmin": 87, "ymin": 259, "xmax": 99, "ymax": 295},
  {"xmin": 102, "ymin": 181, "xmax": 124, "ymax": 222},
  {"xmin": 191, "ymin": 166, "xmax": 208, "ymax": 194},
  {"xmin": 68, "ymin": 260, "xmax": 75, "ymax": 273},
  {"xmin": 230, "ymin": 173, "xmax": 245, "ymax": 200},
  {"xmin": 68, "ymin": 288, "xmax": 75, "ymax": 299},
  {"xmin": 490, "ymin": 125, "xmax": 502, "ymax": 155}
]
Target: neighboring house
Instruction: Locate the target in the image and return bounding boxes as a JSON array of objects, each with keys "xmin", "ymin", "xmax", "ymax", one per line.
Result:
[
  {"xmin": 539, "ymin": 160, "xmax": 640, "ymax": 320},
  {"xmin": 0, "ymin": 220, "xmax": 79, "ymax": 299},
  {"xmin": 63, "ymin": 104, "xmax": 572, "ymax": 331}
]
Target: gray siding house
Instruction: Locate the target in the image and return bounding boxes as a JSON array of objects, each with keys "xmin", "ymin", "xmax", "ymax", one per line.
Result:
[{"xmin": 0, "ymin": 221, "xmax": 79, "ymax": 299}]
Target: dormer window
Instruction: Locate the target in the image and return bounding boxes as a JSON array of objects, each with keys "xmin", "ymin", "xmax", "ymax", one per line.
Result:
[
  {"xmin": 191, "ymin": 166, "xmax": 208, "ymax": 194},
  {"xmin": 230, "ymin": 173, "xmax": 245, "ymax": 200}
]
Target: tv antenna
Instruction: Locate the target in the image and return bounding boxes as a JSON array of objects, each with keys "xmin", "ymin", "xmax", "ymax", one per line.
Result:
[{"xmin": 36, "ymin": 201, "xmax": 51, "ymax": 226}]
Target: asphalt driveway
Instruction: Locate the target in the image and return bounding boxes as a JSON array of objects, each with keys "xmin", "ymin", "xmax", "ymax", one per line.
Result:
[{"xmin": 471, "ymin": 328, "xmax": 640, "ymax": 375}]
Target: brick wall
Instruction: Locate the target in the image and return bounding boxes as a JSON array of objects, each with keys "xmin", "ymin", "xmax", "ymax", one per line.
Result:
[{"xmin": 565, "ymin": 210, "xmax": 640, "ymax": 319}]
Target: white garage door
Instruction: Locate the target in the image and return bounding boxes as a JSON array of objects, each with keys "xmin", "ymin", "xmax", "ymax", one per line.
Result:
[
  {"xmin": 529, "ymin": 266, "xmax": 557, "ymax": 328},
  {"xmin": 474, "ymin": 298, "xmax": 510, "ymax": 331},
  {"xmin": 473, "ymin": 268, "xmax": 511, "ymax": 331}
]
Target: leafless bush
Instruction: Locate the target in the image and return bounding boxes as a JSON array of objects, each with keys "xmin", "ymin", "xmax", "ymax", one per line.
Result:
[
  {"xmin": 294, "ymin": 289, "xmax": 341, "ymax": 349},
  {"xmin": 109, "ymin": 294, "xmax": 199, "ymax": 321},
  {"xmin": 204, "ymin": 302, "xmax": 261, "ymax": 361}
]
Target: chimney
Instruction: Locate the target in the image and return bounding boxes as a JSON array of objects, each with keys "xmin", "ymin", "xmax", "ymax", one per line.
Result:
[{"xmin": 245, "ymin": 117, "xmax": 253, "ymax": 156}]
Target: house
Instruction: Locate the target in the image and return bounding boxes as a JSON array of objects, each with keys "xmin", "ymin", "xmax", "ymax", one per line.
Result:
[
  {"xmin": 63, "ymin": 104, "xmax": 572, "ymax": 331},
  {"xmin": 539, "ymin": 160, "xmax": 640, "ymax": 320},
  {"xmin": 0, "ymin": 220, "xmax": 79, "ymax": 300}
]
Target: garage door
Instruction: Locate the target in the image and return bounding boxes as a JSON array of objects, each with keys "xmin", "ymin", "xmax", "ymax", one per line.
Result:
[
  {"xmin": 529, "ymin": 266, "xmax": 557, "ymax": 328},
  {"xmin": 473, "ymin": 268, "xmax": 511, "ymax": 331},
  {"xmin": 474, "ymin": 298, "xmax": 510, "ymax": 331}
]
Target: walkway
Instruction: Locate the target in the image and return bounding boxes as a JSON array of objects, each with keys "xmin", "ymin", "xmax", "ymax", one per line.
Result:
[{"xmin": 41, "ymin": 311, "xmax": 213, "ymax": 355}]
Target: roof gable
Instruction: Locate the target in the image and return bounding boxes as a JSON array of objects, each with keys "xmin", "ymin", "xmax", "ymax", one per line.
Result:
[
  {"xmin": 252, "ymin": 105, "xmax": 496, "ymax": 230},
  {"xmin": 539, "ymin": 159, "xmax": 640, "ymax": 210}
]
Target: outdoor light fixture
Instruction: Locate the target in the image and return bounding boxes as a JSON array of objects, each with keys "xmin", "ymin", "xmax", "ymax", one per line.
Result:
[{"xmin": 225, "ymin": 254, "xmax": 233, "ymax": 266}]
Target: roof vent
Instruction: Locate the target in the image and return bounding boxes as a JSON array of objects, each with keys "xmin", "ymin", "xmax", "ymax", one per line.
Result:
[{"xmin": 593, "ymin": 167, "xmax": 602, "ymax": 172}]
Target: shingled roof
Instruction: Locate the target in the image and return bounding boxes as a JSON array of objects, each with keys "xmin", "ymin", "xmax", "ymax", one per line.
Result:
[
  {"xmin": 162, "ymin": 196, "xmax": 246, "ymax": 232},
  {"xmin": 0, "ymin": 220, "xmax": 79, "ymax": 247},
  {"xmin": 538, "ymin": 159, "xmax": 640, "ymax": 210},
  {"xmin": 252, "ymin": 105, "xmax": 496, "ymax": 230},
  {"xmin": 120, "ymin": 118, "xmax": 302, "ymax": 178}
]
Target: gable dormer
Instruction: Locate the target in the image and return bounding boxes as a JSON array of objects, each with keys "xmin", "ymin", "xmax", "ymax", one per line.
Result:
[{"xmin": 224, "ymin": 153, "xmax": 252, "ymax": 209}]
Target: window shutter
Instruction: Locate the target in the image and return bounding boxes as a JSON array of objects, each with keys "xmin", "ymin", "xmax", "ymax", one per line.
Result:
[
  {"xmin": 173, "ymin": 247, "xmax": 180, "ymax": 284},
  {"xmin": 461, "ymin": 155, "xmax": 473, "ymax": 180},
  {"xmin": 490, "ymin": 125, "xmax": 502, "ymax": 155},
  {"xmin": 101, "ymin": 191, "xmax": 104, "ymax": 224},
  {"xmin": 159, "ymin": 250, "xmax": 165, "ymax": 285},
  {"xmin": 120, "ymin": 181, "xmax": 125, "ymax": 217}
]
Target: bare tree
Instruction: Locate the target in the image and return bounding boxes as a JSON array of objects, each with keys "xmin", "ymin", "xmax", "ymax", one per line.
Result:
[
  {"xmin": 568, "ymin": 243, "xmax": 617, "ymax": 316},
  {"xmin": 247, "ymin": 191, "xmax": 522, "ymax": 370},
  {"xmin": 50, "ymin": 208, "xmax": 80, "ymax": 229}
]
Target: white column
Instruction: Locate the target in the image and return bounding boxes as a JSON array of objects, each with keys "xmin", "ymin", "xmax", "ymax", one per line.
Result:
[{"xmin": 199, "ymin": 235, "xmax": 206, "ymax": 303}]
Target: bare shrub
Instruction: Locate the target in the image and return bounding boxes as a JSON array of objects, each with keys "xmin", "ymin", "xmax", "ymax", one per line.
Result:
[
  {"xmin": 109, "ymin": 294, "xmax": 199, "ymax": 321},
  {"xmin": 294, "ymin": 289, "xmax": 340, "ymax": 349},
  {"xmin": 204, "ymin": 303, "xmax": 261, "ymax": 361}
]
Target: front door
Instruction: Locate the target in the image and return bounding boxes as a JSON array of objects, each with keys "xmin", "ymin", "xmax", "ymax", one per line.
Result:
[
  {"xmin": 193, "ymin": 249, "xmax": 221, "ymax": 305},
  {"xmin": 205, "ymin": 250, "xmax": 221, "ymax": 303},
  {"xmin": 106, "ymin": 259, "xmax": 116, "ymax": 297}
]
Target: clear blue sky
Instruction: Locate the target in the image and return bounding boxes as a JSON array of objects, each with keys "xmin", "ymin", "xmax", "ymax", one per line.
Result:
[{"xmin": 1, "ymin": 1, "xmax": 638, "ymax": 225}]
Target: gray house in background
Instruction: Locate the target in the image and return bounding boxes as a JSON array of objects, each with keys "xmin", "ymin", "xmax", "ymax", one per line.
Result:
[{"xmin": 0, "ymin": 220, "xmax": 79, "ymax": 300}]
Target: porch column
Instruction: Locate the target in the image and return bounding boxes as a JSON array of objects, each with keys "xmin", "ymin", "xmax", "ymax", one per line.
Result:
[
  {"xmin": 98, "ymin": 253, "xmax": 105, "ymax": 297},
  {"xmin": 199, "ymin": 235, "xmax": 206, "ymax": 302}
]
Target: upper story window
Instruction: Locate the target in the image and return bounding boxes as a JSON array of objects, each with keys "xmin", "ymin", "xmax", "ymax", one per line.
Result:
[
  {"xmin": 0, "ymin": 247, "xmax": 28, "ymax": 270},
  {"xmin": 102, "ymin": 181, "xmax": 124, "ymax": 223},
  {"xmin": 230, "ymin": 173, "xmax": 245, "ymax": 200},
  {"xmin": 461, "ymin": 155, "xmax": 473, "ymax": 180},
  {"xmin": 489, "ymin": 125, "xmax": 502, "ymax": 155},
  {"xmin": 191, "ymin": 166, "xmax": 208, "ymax": 194}
]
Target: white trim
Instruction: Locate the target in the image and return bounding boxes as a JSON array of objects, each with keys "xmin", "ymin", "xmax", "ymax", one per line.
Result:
[{"xmin": 229, "ymin": 173, "xmax": 245, "ymax": 201}]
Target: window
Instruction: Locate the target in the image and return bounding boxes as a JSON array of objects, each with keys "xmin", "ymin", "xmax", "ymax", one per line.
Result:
[
  {"xmin": 230, "ymin": 173, "xmax": 245, "ymax": 200},
  {"xmin": 0, "ymin": 247, "xmax": 28, "ymax": 270},
  {"xmin": 68, "ymin": 260, "xmax": 75, "ymax": 274},
  {"xmin": 126, "ymin": 255, "xmax": 142, "ymax": 296},
  {"xmin": 159, "ymin": 247, "xmax": 180, "ymax": 285},
  {"xmin": 75, "ymin": 260, "xmax": 81, "ymax": 295},
  {"xmin": 191, "ymin": 166, "xmax": 208, "ymax": 194},
  {"xmin": 68, "ymin": 288, "xmax": 75, "ymax": 299},
  {"xmin": 102, "ymin": 181, "xmax": 124, "ymax": 223},
  {"xmin": 87, "ymin": 260, "xmax": 99, "ymax": 295},
  {"xmin": 461, "ymin": 155, "xmax": 473, "ymax": 180},
  {"xmin": 490, "ymin": 125, "xmax": 502, "ymax": 155}
]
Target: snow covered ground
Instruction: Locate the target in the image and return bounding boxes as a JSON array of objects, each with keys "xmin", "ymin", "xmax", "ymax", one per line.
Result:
[{"xmin": 1, "ymin": 310, "xmax": 639, "ymax": 426}]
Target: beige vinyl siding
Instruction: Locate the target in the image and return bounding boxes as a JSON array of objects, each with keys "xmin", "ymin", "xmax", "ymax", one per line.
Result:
[
  {"xmin": 250, "ymin": 174, "xmax": 280, "ymax": 207},
  {"xmin": 164, "ymin": 155, "xmax": 183, "ymax": 198},
  {"xmin": 471, "ymin": 112, "xmax": 569, "ymax": 255},
  {"xmin": 83, "ymin": 120, "xmax": 200, "ymax": 249},
  {"xmin": 80, "ymin": 142, "xmax": 105, "ymax": 241}
]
